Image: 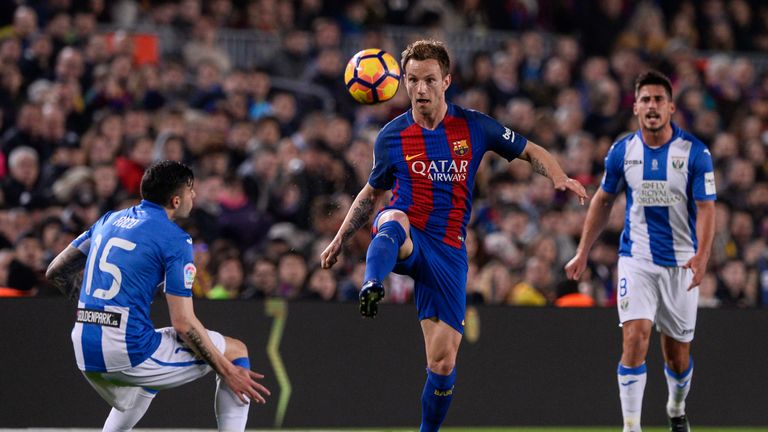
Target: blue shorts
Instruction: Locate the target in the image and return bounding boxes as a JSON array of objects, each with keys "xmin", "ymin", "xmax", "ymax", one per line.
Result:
[{"xmin": 373, "ymin": 215, "xmax": 468, "ymax": 334}]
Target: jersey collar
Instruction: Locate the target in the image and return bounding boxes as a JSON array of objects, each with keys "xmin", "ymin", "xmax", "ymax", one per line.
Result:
[
  {"xmin": 636, "ymin": 122, "xmax": 681, "ymax": 150},
  {"xmin": 139, "ymin": 199, "xmax": 168, "ymax": 217},
  {"xmin": 407, "ymin": 103, "xmax": 454, "ymax": 128}
]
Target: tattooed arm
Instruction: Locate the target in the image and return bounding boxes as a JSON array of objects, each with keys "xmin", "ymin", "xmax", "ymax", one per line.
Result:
[
  {"xmin": 46, "ymin": 245, "xmax": 87, "ymax": 304},
  {"xmin": 166, "ymin": 294, "xmax": 268, "ymax": 403},
  {"xmin": 518, "ymin": 141, "xmax": 589, "ymax": 205},
  {"xmin": 320, "ymin": 183, "xmax": 387, "ymax": 269}
]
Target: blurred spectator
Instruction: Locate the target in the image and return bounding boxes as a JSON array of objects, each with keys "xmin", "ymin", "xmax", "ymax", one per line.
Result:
[
  {"xmin": 115, "ymin": 135, "xmax": 154, "ymax": 196},
  {"xmin": 207, "ymin": 250, "xmax": 244, "ymax": 299},
  {"xmin": 191, "ymin": 242, "xmax": 213, "ymax": 298},
  {"xmin": 3, "ymin": 146, "xmax": 46, "ymax": 208},
  {"xmin": 7, "ymin": 232, "xmax": 43, "ymax": 294},
  {"xmin": 276, "ymin": 250, "xmax": 308, "ymax": 300},
  {"xmin": 217, "ymin": 175, "xmax": 273, "ymax": 251},
  {"xmin": 554, "ymin": 279, "xmax": 595, "ymax": 307},
  {"xmin": 240, "ymin": 256, "xmax": 278, "ymax": 299},
  {"xmin": 509, "ymin": 257, "xmax": 552, "ymax": 306},
  {"xmin": 717, "ymin": 259, "xmax": 757, "ymax": 308},
  {"xmin": 303, "ymin": 265, "xmax": 338, "ymax": 301}
]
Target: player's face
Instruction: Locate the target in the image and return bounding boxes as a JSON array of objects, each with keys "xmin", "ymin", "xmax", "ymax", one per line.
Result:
[
  {"xmin": 633, "ymin": 84, "xmax": 675, "ymax": 133},
  {"xmin": 174, "ymin": 183, "xmax": 196, "ymax": 219},
  {"xmin": 404, "ymin": 58, "xmax": 451, "ymax": 117}
]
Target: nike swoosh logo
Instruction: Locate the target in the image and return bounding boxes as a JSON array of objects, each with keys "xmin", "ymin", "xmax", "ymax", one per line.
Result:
[
  {"xmin": 405, "ymin": 153, "xmax": 424, "ymax": 161},
  {"xmin": 186, "ymin": 238, "xmax": 193, "ymax": 244},
  {"xmin": 676, "ymin": 380, "xmax": 689, "ymax": 388},
  {"xmin": 621, "ymin": 380, "xmax": 638, "ymax": 386}
]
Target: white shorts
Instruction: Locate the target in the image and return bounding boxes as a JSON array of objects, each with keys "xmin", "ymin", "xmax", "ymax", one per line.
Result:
[
  {"xmin": 82, "ymin": 327, "xmax": 226, "ymax": 411},
  {"xmin": 617, "ymin": 256, "xmax": 698, "ymax": 342}
]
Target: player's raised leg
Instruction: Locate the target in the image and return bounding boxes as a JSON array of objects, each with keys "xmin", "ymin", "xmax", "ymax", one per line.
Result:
[
  {"xmin": 215, "ymin": 336, "xmax": 255, "ymax": 431},
  {"xmin": 618, "ymin": 319, "xmax": 652, "ymax": 432},
  {"xmin": 419, "ymin": 319, "xmax": 461, "ymax": 432},
  {"xmin": 661, "ymin": 335, "xmax": 692, "ymax": 431},
  {"xmin": 360, "ymin": 210, "xmax": 413, "ymax": 317}
]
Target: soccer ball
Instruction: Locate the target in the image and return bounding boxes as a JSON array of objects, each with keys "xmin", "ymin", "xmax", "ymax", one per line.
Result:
[{"xmin": 344, "ymin": 48, "xmax": 401, "ymax": 104}]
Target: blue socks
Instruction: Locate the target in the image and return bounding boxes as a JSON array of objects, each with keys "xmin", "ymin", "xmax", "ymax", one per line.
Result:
[
  {"xmin": 364, "ymin": 221, "xmax": 406, "ymax": 284},
  {"xmin": 664, "ymin": 357, "xmax": 693, "ymax": 418},
  {"xmin": 420, "ymin": 368, "xmax": 456, "ymax": 432}
]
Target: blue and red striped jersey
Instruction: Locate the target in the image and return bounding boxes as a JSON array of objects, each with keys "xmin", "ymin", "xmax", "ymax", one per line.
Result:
[{"xmin": 369, "ymin": 103, "xmax": 527, "ymax": 248}]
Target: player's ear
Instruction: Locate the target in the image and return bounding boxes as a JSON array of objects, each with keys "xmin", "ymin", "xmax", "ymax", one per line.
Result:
[
  {"xmin": 171, "ymin": 195, "xmax": 180, "ymax": 209},
  {"xmin": 443, "ymin": 73, "xmax": 451, "ymax": 90}
]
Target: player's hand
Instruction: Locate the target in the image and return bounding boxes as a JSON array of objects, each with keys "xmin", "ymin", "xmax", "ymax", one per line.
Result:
[
  {"xmin": 320, "ymin": 238, "xmax": 343, "ymax": 269},
  {"xmin": 564, "ymin": 253, "xmax": 588, "ymax": 280},
  {"xmin": 224, "ymin": 366, "xmax": 271, "ymax": 404},
  {"xmin": 683, "ymin": 253, "xmax": 708, "ymax": 290},
  {"xmin": 555, "ymin": 177, "xmax": 589, "ymax": 206}
]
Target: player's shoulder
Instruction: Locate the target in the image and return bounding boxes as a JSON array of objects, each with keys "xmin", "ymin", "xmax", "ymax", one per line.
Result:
[
  {"xmin": 154, "ymin": 216, "xmax": 191, "ymax": 242},
  {"xmin": 379, "ymin": 111, "xmax": 411, "ymax": 135},
  {"xmin": 608, "ymin": 130, "xmax": 636, "ymax": 154},
  {"xmin": 675, "ymin": 125, "xmax": 710, "ymax": 153},
  {"xmin": 452, "ymin": 104, "xmax": 494, "ymax": 124},
  {"xmin": 133, "ymin": 202, "xmax": 192, "ymax": 243}
]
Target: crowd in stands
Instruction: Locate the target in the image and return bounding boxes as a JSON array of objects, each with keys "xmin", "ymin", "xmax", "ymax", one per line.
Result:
[{"xmin": 0, "ymin": 0, "xmax": 766, "ymax": 308}]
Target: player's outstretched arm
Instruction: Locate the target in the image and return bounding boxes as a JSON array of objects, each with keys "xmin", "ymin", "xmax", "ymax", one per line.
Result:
[
  {"xmin": 320, "ymin": 183, "xmax": 386, "ymax": 269},
  {"xmin": 683, "ymin": 200, "xmax": 715, "ymax": 290},
  {"xmin": 564, "ymin": 188, "xmax": 617, "ymax": 280},
  {"xmin": 518, "ymin": 141, "xmax": 589, "ymax": 205},
  {"xmin": 166, "ymin": 294, "xmax": 270, "ymax": 404},
  {"xmin": 46, "ymin": 245, "xmax": 87, "ymax": 304}
]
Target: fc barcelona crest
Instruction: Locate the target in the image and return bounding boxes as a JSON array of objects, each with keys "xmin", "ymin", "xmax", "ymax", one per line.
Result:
[{"xmin": 452, "ymin": 139, "xmax": 469, "ymax": 156}]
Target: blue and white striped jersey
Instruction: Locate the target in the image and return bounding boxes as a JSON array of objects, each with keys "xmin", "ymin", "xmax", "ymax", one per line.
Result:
[
  {"xmin": 70, "ymin": 200, "xmax": 196, "ymax": 372},
  {"xmin": 601, "ymin": 123, "xmax": 717, "ymax": 267}
]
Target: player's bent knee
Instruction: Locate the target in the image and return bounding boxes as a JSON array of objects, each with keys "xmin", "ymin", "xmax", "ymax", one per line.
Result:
[
  {"xmin": 427, "ymin": 359, "xmax": 456, "ymax": 375},
  {"xmin": 223, "ymin": 337, "xmax": 248, "ymax": 361},
  {"xmin": 378, "ymin": 210, "xmax": 410, "ymax": 230}
]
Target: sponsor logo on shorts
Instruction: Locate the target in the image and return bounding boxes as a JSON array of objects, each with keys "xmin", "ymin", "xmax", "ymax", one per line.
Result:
[{"xmin": 76, "ymin": 308, "xmax": 122, "ymax": 328}]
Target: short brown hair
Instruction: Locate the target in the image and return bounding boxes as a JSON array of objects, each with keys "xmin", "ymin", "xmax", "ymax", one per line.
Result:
[
  {"xmin": 635, "ymin": 70, "xmax": 673, "ymax": 99},
  {"xmin": 401, "ymin": 39, "xmax": 450, "ymax": 76}
]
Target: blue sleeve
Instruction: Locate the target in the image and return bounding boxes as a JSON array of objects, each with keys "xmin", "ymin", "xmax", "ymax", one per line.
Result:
[
  {"xmin": 690, "ymin": 145, "xmax": 717, "ymax": 201},
  {"xmin": 600, "ymin": 141, "xmax": 625, "ymax": 194},
  {"xmin": 476, "ymin": 111, "xmax": 527, "ymax": 161},
  {"xmin": 367, "ymin": 130, "xmax": 394, "ymax": 190},
  {"xmin": 164, "ymin": 233, "xmax": 195, "ymax": 297},
  {"xmin": 70, "ymin": 211, "xmax": 112, "ymax": 253}
]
